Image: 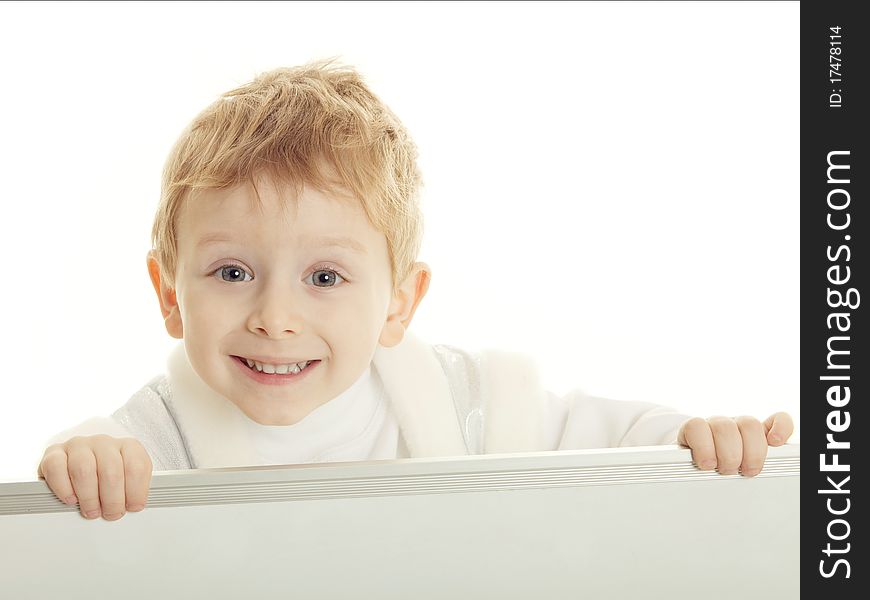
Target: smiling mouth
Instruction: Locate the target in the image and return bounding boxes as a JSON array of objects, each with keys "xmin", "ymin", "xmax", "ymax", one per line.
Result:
[{"xmin": 232, "ymin": 356, "xmax": 320, "ymax": 375}]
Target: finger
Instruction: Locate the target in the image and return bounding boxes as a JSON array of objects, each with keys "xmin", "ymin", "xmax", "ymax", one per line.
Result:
[
  {"xmin": 39, "ymin": 446, "xmax": 79, "ymax": 505},
  {"xmin": 94, "ymin": 439, "xmax": 128, "ymax": 521},
  {"xmin": 66, "ymin": 440, "xmax": 101, "ymax": 519},
  {"xmin": 121, "ymin": 439, "xmax": 153, "ymax": 512},
  {"xmin": 678, "ymin": 417, "xmax": 717, "ymax": 471},
  {"xmin": 708, "ymin": 416, "xmax": 742, "ymax": 475},
  {"xmin": 763, "ymin": 412, "xmax": 794, "ymax": 446},
  {"xmin": 735, "ymin": 416, "xmax": 767, "ymax": 477}
]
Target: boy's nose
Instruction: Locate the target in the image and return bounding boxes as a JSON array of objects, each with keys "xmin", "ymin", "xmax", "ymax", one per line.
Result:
[{"xmin": 246, "ymin": 283, "xmax": 304, "ymax": 338}]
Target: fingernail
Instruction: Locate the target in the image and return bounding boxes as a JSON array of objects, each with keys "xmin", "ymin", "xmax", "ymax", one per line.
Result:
[
  {"xmin": 127, "ymin": 504, "xmax": 144, "ymax": 512},
  {"xmin": 769, "ymin": 434, "xmax": 782, "ymax": 444},
  {"xmin": 700, "ymin": 460, "xmax": 717, "ymax": 470},
  {"xmin": 84, "ymin": 510, "xmax": 100, "ymax": 519},
  {"xmin": 64, "ymin": 495, "xmax": 78, "ymax": 505}
]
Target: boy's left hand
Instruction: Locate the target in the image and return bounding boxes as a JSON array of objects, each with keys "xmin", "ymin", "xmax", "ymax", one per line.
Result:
[{"xmin": 677, "ymin": 412, "xmax": 794, "ymax": 477}]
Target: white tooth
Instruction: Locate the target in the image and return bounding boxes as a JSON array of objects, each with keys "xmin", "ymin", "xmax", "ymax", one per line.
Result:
[
  {"xmin": 254, "ymin": 361, "xmax": 264, "ymax": 372},
  {"xmin": 262, "ymin": 363, "xmax": 276, "ymax": 374},
  {"xmin": 296, "ymin": 361, "xmax": 309, "ymax": 371},
  {"xmin": 245, "ymin": 358, "xmax": 254, "ymax": 368},
  {"xmin": 275, "ymin": 364, "xmax": 290, "ymax": 375},
  {"xmin": 289, "ymin": 364, "xmax": 301, "ymax": 375}
]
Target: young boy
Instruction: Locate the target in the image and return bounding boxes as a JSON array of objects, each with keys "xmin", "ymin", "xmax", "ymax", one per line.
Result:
[{"xmin": 38, "ymin": 60, "xmax": 793, "ymax": 521}]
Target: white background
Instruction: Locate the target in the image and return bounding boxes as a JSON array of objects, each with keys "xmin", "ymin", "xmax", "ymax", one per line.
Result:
[{"xmin": 0, "ymin": 1, "xmax": 799, "ymax": 480}]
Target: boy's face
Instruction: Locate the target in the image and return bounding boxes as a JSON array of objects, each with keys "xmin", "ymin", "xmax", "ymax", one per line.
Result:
[{"xmin": 149, "ymin": 174, "xmax": 428, "ymax": 425}]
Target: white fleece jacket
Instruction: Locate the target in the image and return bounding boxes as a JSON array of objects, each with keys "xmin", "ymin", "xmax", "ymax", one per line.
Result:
[{"xmin": 45, "ymin": 332, "xmax": 691, "ymax": 470}]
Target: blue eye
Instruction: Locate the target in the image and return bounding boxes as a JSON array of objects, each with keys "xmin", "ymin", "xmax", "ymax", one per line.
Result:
[
  {"xmin": 309, "ymin": 269, "xmax": 345, "ymax": 288},
  {"xmin": 216, "ymin": 265, "xmax": 253, "ymax": 282}
]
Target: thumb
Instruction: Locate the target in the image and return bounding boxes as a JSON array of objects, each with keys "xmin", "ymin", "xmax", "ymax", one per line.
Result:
[{"xmin": 763, "ymin": 412, "xmax": 794, "ymax": 446}]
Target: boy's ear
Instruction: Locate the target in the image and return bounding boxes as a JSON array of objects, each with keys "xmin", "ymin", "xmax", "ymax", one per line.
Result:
[
  {"xmin": 147, "ymin": 250, "xmax": 183, "ymax": 339},
  {"xmin": 379, "ymin": 262, "xmax": 431, "ymax": 348}
]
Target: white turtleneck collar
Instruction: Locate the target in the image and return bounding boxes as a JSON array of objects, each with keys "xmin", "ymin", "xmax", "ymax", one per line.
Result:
[
  {"xmin": 165, "ymin": 345, "xmax": 403, "ymax": 468},
  {"xmin": 240, "ymin": 365, "xmax": 399, "ymax": 465},
  {"xmin": 165, "ymin": 331, "xmax": 523, "ymax": 468}
]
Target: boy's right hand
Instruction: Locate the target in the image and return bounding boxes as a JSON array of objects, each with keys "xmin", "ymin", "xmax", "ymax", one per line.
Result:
[{"xmin": 37, "ymin": 435, "xmax": 152, "ymax": 521}]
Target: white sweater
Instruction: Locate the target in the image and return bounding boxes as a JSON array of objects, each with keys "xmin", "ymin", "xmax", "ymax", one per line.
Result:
[{"xmin": 46, "ymin": 332, "xmax": 691, "ymax": 470}]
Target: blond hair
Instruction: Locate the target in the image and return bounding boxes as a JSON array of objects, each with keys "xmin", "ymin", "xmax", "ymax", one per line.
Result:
[{"xmin": 151, "ymin": 59, "xmax": 423, "ymax": 292}]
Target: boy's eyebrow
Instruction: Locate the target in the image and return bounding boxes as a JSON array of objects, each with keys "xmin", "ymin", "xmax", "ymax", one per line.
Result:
[{"xmin": 196, "ymin": 233, "xmax": 367, "ymax": 254}]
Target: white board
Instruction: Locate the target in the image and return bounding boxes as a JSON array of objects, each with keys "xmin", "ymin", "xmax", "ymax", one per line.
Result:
[{"xmin": 0, "ymin": 444, "xmax": 799, "ymax": 599}]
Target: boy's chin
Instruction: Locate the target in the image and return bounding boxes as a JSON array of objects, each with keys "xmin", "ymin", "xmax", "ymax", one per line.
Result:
[{"xmin": 235, "ymin": 399, "xmax": 322, "ymax": 426}]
